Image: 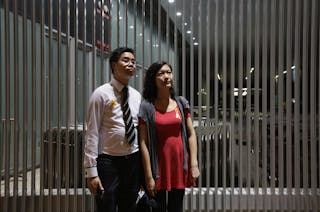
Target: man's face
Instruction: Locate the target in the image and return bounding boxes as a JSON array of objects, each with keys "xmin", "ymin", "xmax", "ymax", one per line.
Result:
[{"xmin": 113, "ymin": 52, "xmax": 136, "ymax": 84}]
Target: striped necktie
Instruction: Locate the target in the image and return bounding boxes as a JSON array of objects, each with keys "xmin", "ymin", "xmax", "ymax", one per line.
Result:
[{"xmin": 121, "ymin": 86, "xmax": 135, "ymax": 144}]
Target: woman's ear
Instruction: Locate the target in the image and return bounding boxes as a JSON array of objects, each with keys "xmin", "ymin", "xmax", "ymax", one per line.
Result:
[{"xmin": 111, "ymin": 62, "xmax": 115, "ymax": 71}]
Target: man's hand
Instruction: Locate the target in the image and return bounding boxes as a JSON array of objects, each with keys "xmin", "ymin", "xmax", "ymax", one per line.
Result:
[{"xmin": 86, "ymin": 176, "xmax": 104, "ymax": 195}]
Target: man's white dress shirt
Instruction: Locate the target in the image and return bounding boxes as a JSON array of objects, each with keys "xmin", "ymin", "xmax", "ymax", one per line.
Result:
[{"xmin": 84, "ymin": 78, "xmax": 141, "ymax": 178}]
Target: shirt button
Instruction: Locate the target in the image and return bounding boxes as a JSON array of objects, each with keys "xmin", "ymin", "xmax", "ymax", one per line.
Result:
[{"xmin": 120, "ymin": 141, "xmax": 124, "ymax": 145}]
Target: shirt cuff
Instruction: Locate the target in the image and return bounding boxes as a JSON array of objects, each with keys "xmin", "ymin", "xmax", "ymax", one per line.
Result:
[{"xmin": 85, "ymin": 167, "xmax": 98, "ymax": 178}]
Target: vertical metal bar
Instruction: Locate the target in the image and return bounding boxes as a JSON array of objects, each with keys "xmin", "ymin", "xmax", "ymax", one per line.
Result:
[
  {"xmin": 285, "ymin": 0, "xmax": 293, "ymax": 210},
  {"xmin": 13, "ymin": 0, "xmax": 19, "ymax": 210},
  {"xmin": 149, "ymin": 0, "xmax": 153, "ymax": 64},
  {"xmin": 302, "ymin": 0, "xmax": 310, "ymax": 210},
  {"xmin": 197, "ymin": 0, "xmax": 203, "ymax": 210},
  {"xmin": 277, "ymin": 1, "xmax": 285, "ymax": 211},
  {"xmin": 48, "ymin": 0, "xmax": 54, "ymax": 210},
  {"xmin": 125, "ymin": 0, "xmax": 128, "ymax": 46},
  {"xmin": 319, "ymin": 17, "xmax": 320, "ymax": 211},
  {"xmin": 181, "ymin": 0, "xmax": 186, "ymax": 97},
  {"xmin": 205, "ymin": 0, "xmax": 211, "ymax": 121},
  {"xmin": 214, "ymin": 1, "xmax": 219, "ymax": 210},
  {"xmin": 166, "ymin": 1, "xmax": 169, "ymax": 63},
  {"xmin": 39, "ymin": 0, "xmax": 45, "ymax": 210},
  {"xmin": 293, "ymin": 0, "xmax": 302, "ymax": 210},
  {"xmin": 0, "ymin": 0, "xmax": 3, "ymax": 207},
  {"xmin": 22, "ymin": 0, "xmax": 28, "ymax": 210},
  {"xmin": 140, "ymin": 0, "xmax": 145, "ymax": 90},
  {"xmin": 81, "ymin": 0, "xmax": 88, "ymax": 211},
  {"xmin": 269, "ymin": 1, "xmax": 276, "ymax": 210},
  {"xmin": 254, "ymin": 0, "xmax": 261, "ymax": 209},
  {"xmin": 96, "ymin": 0, "xmax": 102, "ymax": 82},
  {"xmin": 133, "ymin": 0, "xmax": 137, "ymax": 52},
  {"xmin": 139, "ymin": 0, "xmax": 146, "ymax": 90},
  {"xmin": 4, "ymin": 1, "xmax": 10, "ymax": 210},
  {"xmin": 190, "ymin": 0, "xmax": 194, "ymax": 116},
  {"xmin": 106, "ymin": 1, "xmax": 111, "ymax": 84},
  {"xmin": 318, "ymin": 7, "xmax": 320, "ymax": 210},
  {"xmin": 309, "ymin": 1, "xmax": 318, "ymax": 210},
  {"xmin": 238, "ymin": 1, "xmax": 244, "ymax": 210},
  {"xmin": 117, "ymin": 0, "xmax": 120, "ymax": 47},
  {"xmin": 205, "ymin": 1, "xmax": 211, "ymax": 211},
  {"xmin": 73, "ymin": 1, "xmax": 79, "ymax": 211},
  {"xmin": 56, "ymin": 0, "xmax": 62, "ymax": 210},
  {"xmin": 261, "ymin": 1, "xmax": 268, "ymax": 209},
  {"xmin": 196, "ymin": 0, "xmax": 203, "ymax": 154},
  {"xmin": 245, "ymin": 0, "xmax": 253, "ymax": 209},
  {"xmin": 30, "ymin": 0, "xmax": 37, "ymax": 210},
  {"xmin": 189, "ymin": 0, "xmax": 194, "ymax": 211},
  {"xmin": 222, "ymin": 0, "xmax": 227, "ymax": 210},
  {"xmin": 173, "ymin": 0, "xmax": 177, "ymax": 90},
  {"xmin": 99, "ymin": 0, "xmax": 105, "ymax": 83},
  {"xmin": 30, "ymin": 0, "xmax": 37, "ymax": 211},
  {"xmin": 230, "ymin": 0, "xmax": 236, "ymax": 210},
  {"xmin": 91, "ymin": 0, "xmax": 96, "ymax": 91},
  {"xmin": 157, "ymin": 0, "xmax": 161, "ymax": 61},
  {"xmin": 65, "ymin": 0, "xmax": 71, "ymax": 210},
  {"xmin": 89, "ymin": 0, "xmax": 97, "ymax": 198}
]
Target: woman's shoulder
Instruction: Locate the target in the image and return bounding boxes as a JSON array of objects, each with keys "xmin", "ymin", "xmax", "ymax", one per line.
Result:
[
  {"xmin": 175, "ymin": 96, "xmax": 190, "ymax": 108},
  {"xmin": 140, "ymin": 99, "xmax": 153, "ymax": 106}
]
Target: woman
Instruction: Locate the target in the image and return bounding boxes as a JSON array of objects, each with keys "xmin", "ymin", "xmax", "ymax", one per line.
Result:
[{"xmin": 138, "ymin": 62, "xmax": 200, "ymax": 212}]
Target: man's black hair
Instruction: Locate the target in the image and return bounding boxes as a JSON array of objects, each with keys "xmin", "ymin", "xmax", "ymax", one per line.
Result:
[{"xmin": 109, "ymin": 47, "xmax": 135, "ymax": 73}]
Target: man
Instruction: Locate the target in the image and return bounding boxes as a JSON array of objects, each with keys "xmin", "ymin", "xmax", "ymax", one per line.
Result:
[{"xmin": 84, "ymin": 47, "xmax": 142, "ymax": 212}]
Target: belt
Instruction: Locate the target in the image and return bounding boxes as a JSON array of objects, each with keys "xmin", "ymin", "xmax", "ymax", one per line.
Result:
[{"xmin": 98, "ymin": 151, "xmax": 139, "ymax": 160}]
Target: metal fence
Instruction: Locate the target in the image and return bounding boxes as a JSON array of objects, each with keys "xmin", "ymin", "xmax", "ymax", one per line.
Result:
[{"xmin": 1, "ymin": 0, "xmax": 319, "ymax": 211}]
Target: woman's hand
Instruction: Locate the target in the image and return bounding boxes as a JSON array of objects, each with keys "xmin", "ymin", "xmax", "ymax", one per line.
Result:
[
  {"xmin": 190, "ymin": 165, "xmax": 200, "ymax": 182},
  {"xmin": 146, "ymin": 177, "xmax": 156, "ymax": 197}
]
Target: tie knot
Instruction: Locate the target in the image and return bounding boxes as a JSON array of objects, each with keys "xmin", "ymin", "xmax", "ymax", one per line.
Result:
[{"xmin": 122, "ymin": 86, "xmax": 128, "ymax": 94}]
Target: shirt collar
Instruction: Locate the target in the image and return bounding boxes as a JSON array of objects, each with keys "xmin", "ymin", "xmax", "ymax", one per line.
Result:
[{"xmin": 110, "ymin": 78, "xmax": 127, "ymax": 93}]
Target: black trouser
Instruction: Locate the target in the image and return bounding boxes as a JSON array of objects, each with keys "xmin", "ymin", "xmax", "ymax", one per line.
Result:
[
  {"xmin": 96, "ymin": 152, "xmax": 141, "ymax": 212},
  {"xmin": 154, "ymin": 189, "xmax": 185, "ymax": 212}
]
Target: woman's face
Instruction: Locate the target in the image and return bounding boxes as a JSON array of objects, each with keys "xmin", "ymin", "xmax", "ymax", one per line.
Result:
[{"xmin": 155, "ymin": 64, "xmax": 173, "ymax": 90}]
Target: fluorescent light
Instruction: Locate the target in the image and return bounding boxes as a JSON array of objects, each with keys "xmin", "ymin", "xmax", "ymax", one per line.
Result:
[
  {"xmin": 176, "ymin": 12, "xmax": 182, "ymax": 16},
  {"xmin": 168, "ymin": 0, "xmax": 175, "ymax": 3}
]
